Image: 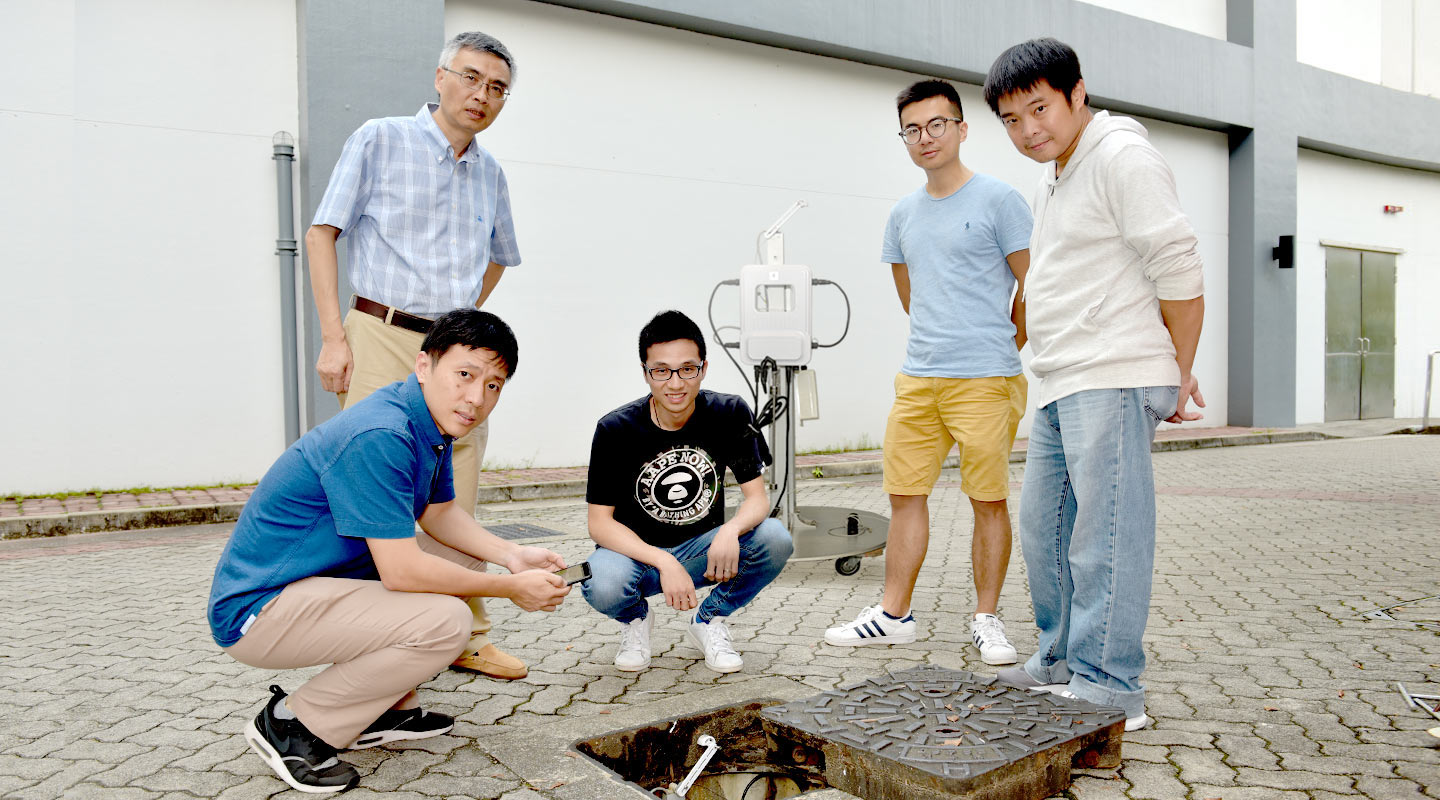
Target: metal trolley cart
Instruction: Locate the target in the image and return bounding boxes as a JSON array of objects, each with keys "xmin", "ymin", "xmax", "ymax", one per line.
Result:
[{"xmin": 713, "ymin": 202, "xmax": 888, "ymax": 575}]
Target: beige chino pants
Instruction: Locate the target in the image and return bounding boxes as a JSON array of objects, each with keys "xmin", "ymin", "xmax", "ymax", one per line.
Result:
[
  {"xmin": 339, "ymin": 308, "xmax": 494, "ymax": 642},
  {"xmin": 223, "ymin": 532, "xmax": 490, "ymax": 748}
]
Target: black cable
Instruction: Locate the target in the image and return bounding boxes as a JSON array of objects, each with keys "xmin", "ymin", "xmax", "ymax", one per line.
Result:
[
  {"xmin": 767, "ymin": 380, "xmax": 791, "ymax": 519},
  {"xmin": 738, "ymin": 772, "xmax": 808, "ymax": 800},
  {"xmin": 811, "ymin": 279, "xmax": 851, "ymax": 349},
  {"xmin": 738, "ymin": 773, "xmax": 768, "ymax": 800},
  {"xmin": 707, "ymin": 279, "xmax": 756, "ymax": 410}
]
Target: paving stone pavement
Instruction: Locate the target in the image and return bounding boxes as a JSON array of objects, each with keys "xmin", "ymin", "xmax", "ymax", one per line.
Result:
[{"xmin": 1, "ymin": 435, "xmax": 1437, "ymax": 799}]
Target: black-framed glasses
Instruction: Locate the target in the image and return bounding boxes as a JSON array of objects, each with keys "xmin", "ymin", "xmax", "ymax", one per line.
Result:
[
  {"xmin": 899, "ymin": 117, "xmax": 962, "ymax": 145},
  {"xmin": 644, "ymin": 364, "xmax": 703, "ymax": 382},
  {"xmin": 441, "ymin": 67, "xmax": 510, "ymax": 100}
]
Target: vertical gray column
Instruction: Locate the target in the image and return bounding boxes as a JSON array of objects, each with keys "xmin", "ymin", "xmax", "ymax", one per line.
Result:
[
  {"xmin": 296, "ymin": 0, "xmax": 445, "ymax": 429},
  {"xmin": 1227, "ymin": 0, "xmax": 1298, "ymax": 426}
]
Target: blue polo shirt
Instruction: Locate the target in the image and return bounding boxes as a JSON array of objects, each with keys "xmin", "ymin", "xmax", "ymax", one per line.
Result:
[{"xmin": 207, "ymin": 374, "xmax": 455, "ymax": 647}]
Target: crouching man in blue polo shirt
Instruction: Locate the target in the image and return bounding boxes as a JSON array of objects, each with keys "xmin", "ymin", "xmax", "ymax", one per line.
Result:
[{"xmin": 207, "ymin": 309, "xmax": 569, "ymax": 794}]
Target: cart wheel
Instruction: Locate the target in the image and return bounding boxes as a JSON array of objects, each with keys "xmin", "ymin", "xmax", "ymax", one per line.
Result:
[{"xmin": 835, "ymin": 556, "xmax": 862, "ymax": 576}]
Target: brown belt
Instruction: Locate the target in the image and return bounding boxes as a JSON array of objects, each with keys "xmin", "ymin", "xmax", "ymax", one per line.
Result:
[{"xmin": 351, "ymin": 296, "xmax": 433, "ymax": 335}]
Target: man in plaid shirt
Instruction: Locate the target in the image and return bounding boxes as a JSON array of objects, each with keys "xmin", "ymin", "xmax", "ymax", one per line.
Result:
[{"xmin": 304, "ymin": 30, "xmax": 527, "ymax": 681}]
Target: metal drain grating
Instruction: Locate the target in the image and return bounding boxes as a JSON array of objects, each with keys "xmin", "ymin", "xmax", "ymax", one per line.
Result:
[
  {"xmin": 483, "ymin": 523, "xmax": 567, "ymax": 541},
  {"xmin": 761, "ymin": 665, "xmax": 1125, "ymax": 799}
]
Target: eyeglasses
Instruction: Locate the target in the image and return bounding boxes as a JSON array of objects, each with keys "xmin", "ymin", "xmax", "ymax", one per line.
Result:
[
  {"xmin": 898, "ymin": 117, "xmax": 962, "ymax": 145},
  {"xmin": 441, "ymin": 67, "xmax": 510, "ymax": 100},
  {"xmin": 644, "ymin": 364, "xmax": 703, "ymax": 382}
]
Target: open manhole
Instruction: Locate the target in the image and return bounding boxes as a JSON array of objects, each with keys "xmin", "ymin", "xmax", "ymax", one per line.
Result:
[
  {"xmin": 574, "ymin": 699, "xmax": 827, "ymax": 799},
  {"xmin": 574, "ymin": 666, "xmax": 1125, "ymax": 799}
]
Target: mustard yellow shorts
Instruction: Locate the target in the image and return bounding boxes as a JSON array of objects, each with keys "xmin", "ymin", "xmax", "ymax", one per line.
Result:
[{"xmin": 882, "ymin": 373, "xmax": 1027, "ymax": 501}]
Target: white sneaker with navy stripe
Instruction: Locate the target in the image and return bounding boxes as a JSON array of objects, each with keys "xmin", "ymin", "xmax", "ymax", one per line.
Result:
[{"xmin": 823, "ymin": 604, "xmax": 917, "ymax": 646}]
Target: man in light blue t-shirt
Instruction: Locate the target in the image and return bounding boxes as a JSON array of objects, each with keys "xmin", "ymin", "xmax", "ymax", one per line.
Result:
[{"xmin": 825, "ymin": 80, "xmax": 1033, "ymax": 666}]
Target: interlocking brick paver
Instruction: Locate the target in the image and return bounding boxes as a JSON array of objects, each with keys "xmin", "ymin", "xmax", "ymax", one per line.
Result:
[
  {"xmin": 63, "ymin": 785, "xmax": 163, "ymax": 800},
  {"xmin": 1353, "ymin": 775, "xmax": 1435, "ymax": 799},
  {"xmin": 1168, "ymin": 745, "xmax": 1237, "ymax": 786},
  {"xmin": 2, "ymin": 436, "xmax": 1437, "ymax": 798}
]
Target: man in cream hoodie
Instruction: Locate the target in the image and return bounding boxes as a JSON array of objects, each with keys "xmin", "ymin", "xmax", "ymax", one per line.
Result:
[{"xmin": 982, "ymin": 38, "xmax": 1206, "ymax": 731}]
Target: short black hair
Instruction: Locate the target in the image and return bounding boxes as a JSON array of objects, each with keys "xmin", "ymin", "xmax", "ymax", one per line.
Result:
[
  {"xmin": 983, "ymin": 38, "xmax": 1087, "ymax": 115},
  {"xmin": 638, "ymin": 310, "xmax": 706, "ymax": 364},
  {"xmin": 896, "ymin": 79, "xmax": 963, "ymax": 122},
  {"xmin": 421, "ymin": 309, "xmax": 519, "ymax": 377}
]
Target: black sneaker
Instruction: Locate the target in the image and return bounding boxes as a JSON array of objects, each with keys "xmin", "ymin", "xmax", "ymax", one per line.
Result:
[
  {"xmin": 348, "ymin": 707, "xmax": 456, "ymax": 749},
  {"xmin": 244, "ymin": 685, "xmax": 359, "ymax": 794}
]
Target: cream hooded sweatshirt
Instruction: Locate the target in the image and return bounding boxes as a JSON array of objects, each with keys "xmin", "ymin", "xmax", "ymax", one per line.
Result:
[{"xmin": 1025, "ymin": 110, "xmax": 1205, "ymax": 409}]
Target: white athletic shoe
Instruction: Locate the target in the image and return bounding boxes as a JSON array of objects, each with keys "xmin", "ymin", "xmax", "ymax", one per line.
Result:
[
  {"xmin": 996, "ymin": 666, "xmax": 1068, "ymax": 693},
  {"xmin": 823, "ymin": 604, "xmax": 917, "ymax": 646},
  {"xmin": 969, "ymin": 613, "xmax": 1018, "ymax": 665},
  {"xmin": 1054, "ymin": 689, "xmax": 1151, "ymax": 731},
  {"xmin": 686, "ymin": 615, "xmax": 743, "ymax": 673},
  {"xmin": 614, "ymin": 612, "xmax": 653, "ymax": 672}
]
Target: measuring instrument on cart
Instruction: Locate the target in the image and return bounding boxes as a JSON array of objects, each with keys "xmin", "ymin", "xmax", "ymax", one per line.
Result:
[{"xmin": 709, "ymin": 201, "xmax": 889, "ymax": 575}]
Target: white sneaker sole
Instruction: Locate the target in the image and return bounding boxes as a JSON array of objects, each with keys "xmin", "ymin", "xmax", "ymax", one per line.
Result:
[
  {"xmin": 614, "ymin": 656, "xmax": 651, "ymax": 672},
  {"xmin": 244, "ymin": 718, "xmax": 351, "ymax": 795},
  {"xmin": 347, "ymin": 721, "xmax": 454, "ymax": 750},
  {"xmin": 978, "ymin": 648, "xmax": 1019, "ymax": 665},
  {"xmin": 1125, "ymin": 714, "xmax": 1151, "ymax": 732},
  {"xmin": 685, "ymin": 628, "xmax": 743, "ymax": 673},
  {"xmin": 824, "ymin": 630, "xmax": 918, "ymax": 647}
]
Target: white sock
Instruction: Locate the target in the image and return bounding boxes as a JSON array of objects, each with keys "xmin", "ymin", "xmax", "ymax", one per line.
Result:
[{"xmin": 273, "ymin": 700, "xmax": 297, "ymax": 721}]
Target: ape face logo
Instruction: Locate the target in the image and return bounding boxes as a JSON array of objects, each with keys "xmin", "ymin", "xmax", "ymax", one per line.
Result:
[{"xmin": 636, "ymin": 446, "xmax": 719, "ymax": 524}]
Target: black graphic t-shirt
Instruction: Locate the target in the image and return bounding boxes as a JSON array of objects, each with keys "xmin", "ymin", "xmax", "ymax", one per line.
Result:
[{"xmin": 586, "ymin": 391, "xmax": 769, "ymax": 549}]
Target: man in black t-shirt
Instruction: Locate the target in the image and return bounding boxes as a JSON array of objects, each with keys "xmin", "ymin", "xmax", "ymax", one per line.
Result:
[{"xmin": 582, "ymin": 310, "xmax": 794, "ymax": 673}]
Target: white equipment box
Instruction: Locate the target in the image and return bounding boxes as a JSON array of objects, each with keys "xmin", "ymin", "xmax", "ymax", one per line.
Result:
[{"xmin": 739, "ymin": 263, "xmax": 812, "ymax": 366}]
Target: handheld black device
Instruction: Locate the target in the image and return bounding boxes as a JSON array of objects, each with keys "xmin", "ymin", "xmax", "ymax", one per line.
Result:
[{"xmin": 554, "ymin": 562, "xmax": 592, "ymax": 586}]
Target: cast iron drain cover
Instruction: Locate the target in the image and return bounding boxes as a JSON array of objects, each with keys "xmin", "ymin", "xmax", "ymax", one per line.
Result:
[
  {"xmin": 761, "ymin": 665, "xmax": 1125, "ymax": 799},
  {"xmin": 484, "ymin": 523, "xmax": 566, "ymax": 541}
]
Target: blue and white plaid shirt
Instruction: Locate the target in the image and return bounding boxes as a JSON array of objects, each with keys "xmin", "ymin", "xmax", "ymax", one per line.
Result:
[{"xmin": 313, "ymin": 104, "xmax": 522, "ymax": 317}]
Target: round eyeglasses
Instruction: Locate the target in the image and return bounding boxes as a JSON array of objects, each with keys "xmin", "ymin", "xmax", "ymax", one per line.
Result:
[
  {"xmin": 645, "ymin": 364, "xmax": 702, "ymax": 382},
  {"xmin": 898, "ymin": 117, "xmax": 962, "ymax": 145},
  {"xmin": 441, "ymin": 67, "xmax": 510, "ymax": 100}
]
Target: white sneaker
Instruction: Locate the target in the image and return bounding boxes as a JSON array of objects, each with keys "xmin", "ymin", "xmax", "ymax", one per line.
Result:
[
  {"xmin": 969, "ymin": 613, "xmax": 1018, "ymax": 665},
  {"xmin": 614, "ymin": 612, "xmax": 652, "ymax": 672},
  {"xmin": 996, "ymin": 666, "xmax": 1068, "ymax": 693},
  {"xmin": 686, "ymin": 615, "xmax": 743, "ymax": 673},
  {"xmin": 1054, "ymin": 689, "xmax": 1150, "ymax": 731},
  {"xmin": 823, "ymin": 604, "xmax": 917, "ymax": 646}
]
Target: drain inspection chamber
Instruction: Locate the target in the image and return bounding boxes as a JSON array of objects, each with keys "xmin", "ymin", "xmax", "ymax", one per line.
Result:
[{"xmin": 573, "ymin": 665, "xmax": 1126, "ymax": 800}]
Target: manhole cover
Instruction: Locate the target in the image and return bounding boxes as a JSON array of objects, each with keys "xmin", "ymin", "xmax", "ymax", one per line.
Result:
[
  {"xmin": 761, "ymin": 665, "xmax": 1125, "ymax": 799},
  {"xmin": 484, "ymin": 523, "xmax": 566, "ymax": 541}
]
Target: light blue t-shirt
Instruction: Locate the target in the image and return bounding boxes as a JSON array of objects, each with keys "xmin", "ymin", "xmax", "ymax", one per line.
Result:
[{"xmin": 881, "ymin": 172, "xmax": 1033, "ymax": 378}]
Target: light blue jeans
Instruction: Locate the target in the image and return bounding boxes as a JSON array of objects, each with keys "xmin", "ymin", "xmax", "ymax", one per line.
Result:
[
  {"xmin": 1018, "ymin": 386, "xmax": 1177, "ymax": 719},
  {"xmin": 582, "ymin": 519, "xmax": 793, "ymax": 624}
]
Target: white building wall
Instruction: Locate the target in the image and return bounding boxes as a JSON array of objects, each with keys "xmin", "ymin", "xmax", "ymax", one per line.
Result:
[
  {"xmin": 0, "ymin": 0, "xmax": 299, "ymax": 495},
  {"xmin": 1295, "ymin": 150, "xmax": 1440, "ymax": 423},
  {"xmin": 446, "ymin": 0, "xmax": 1230, "ymax": 469},
  {"xmin": 1077, "ymin": 0, "xmax": 1227, "ymax": 39},
  {"xmin": 1298, "ymin": 0, "xmax": 1440, "ymax": 99}
]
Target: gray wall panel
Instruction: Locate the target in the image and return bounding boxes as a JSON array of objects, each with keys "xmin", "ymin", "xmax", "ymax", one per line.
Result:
[
  {"xmin": 536, "ymin": 0, "xmax": 1254, "ymax": 130},
  {"xmin": 296, "ymin": 0, "xmax": 445, "ymax": 429}
]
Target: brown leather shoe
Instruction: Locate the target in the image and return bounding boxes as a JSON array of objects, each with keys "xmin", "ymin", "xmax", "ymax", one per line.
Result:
[{"xmin": 451, "ymin": 643, "xmax": 527, "ymax": 680}]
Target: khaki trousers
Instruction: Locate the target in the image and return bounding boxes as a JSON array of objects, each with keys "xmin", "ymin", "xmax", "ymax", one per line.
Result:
[
  {"xmin": 339, "ymin": 308, "xmax": 494, "ymax": 643},
  {"xmin": 223, "ymin": 532, "xmax": 486, "ymax": 748}
]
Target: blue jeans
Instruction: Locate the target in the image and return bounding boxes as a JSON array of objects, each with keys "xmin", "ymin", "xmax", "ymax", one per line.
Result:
[
  {"xmin": 582, "ymin": 519, "xmax": 793, "ymax": 624},
  {"xmin": 1018, "ymin": 386, "xmax": 1177, "ymax": 719}
]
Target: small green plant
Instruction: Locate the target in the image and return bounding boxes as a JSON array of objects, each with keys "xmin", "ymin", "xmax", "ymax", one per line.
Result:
[{"xmin": 812, "ymin": 466, "xmax": 825, "ymax": 479}]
